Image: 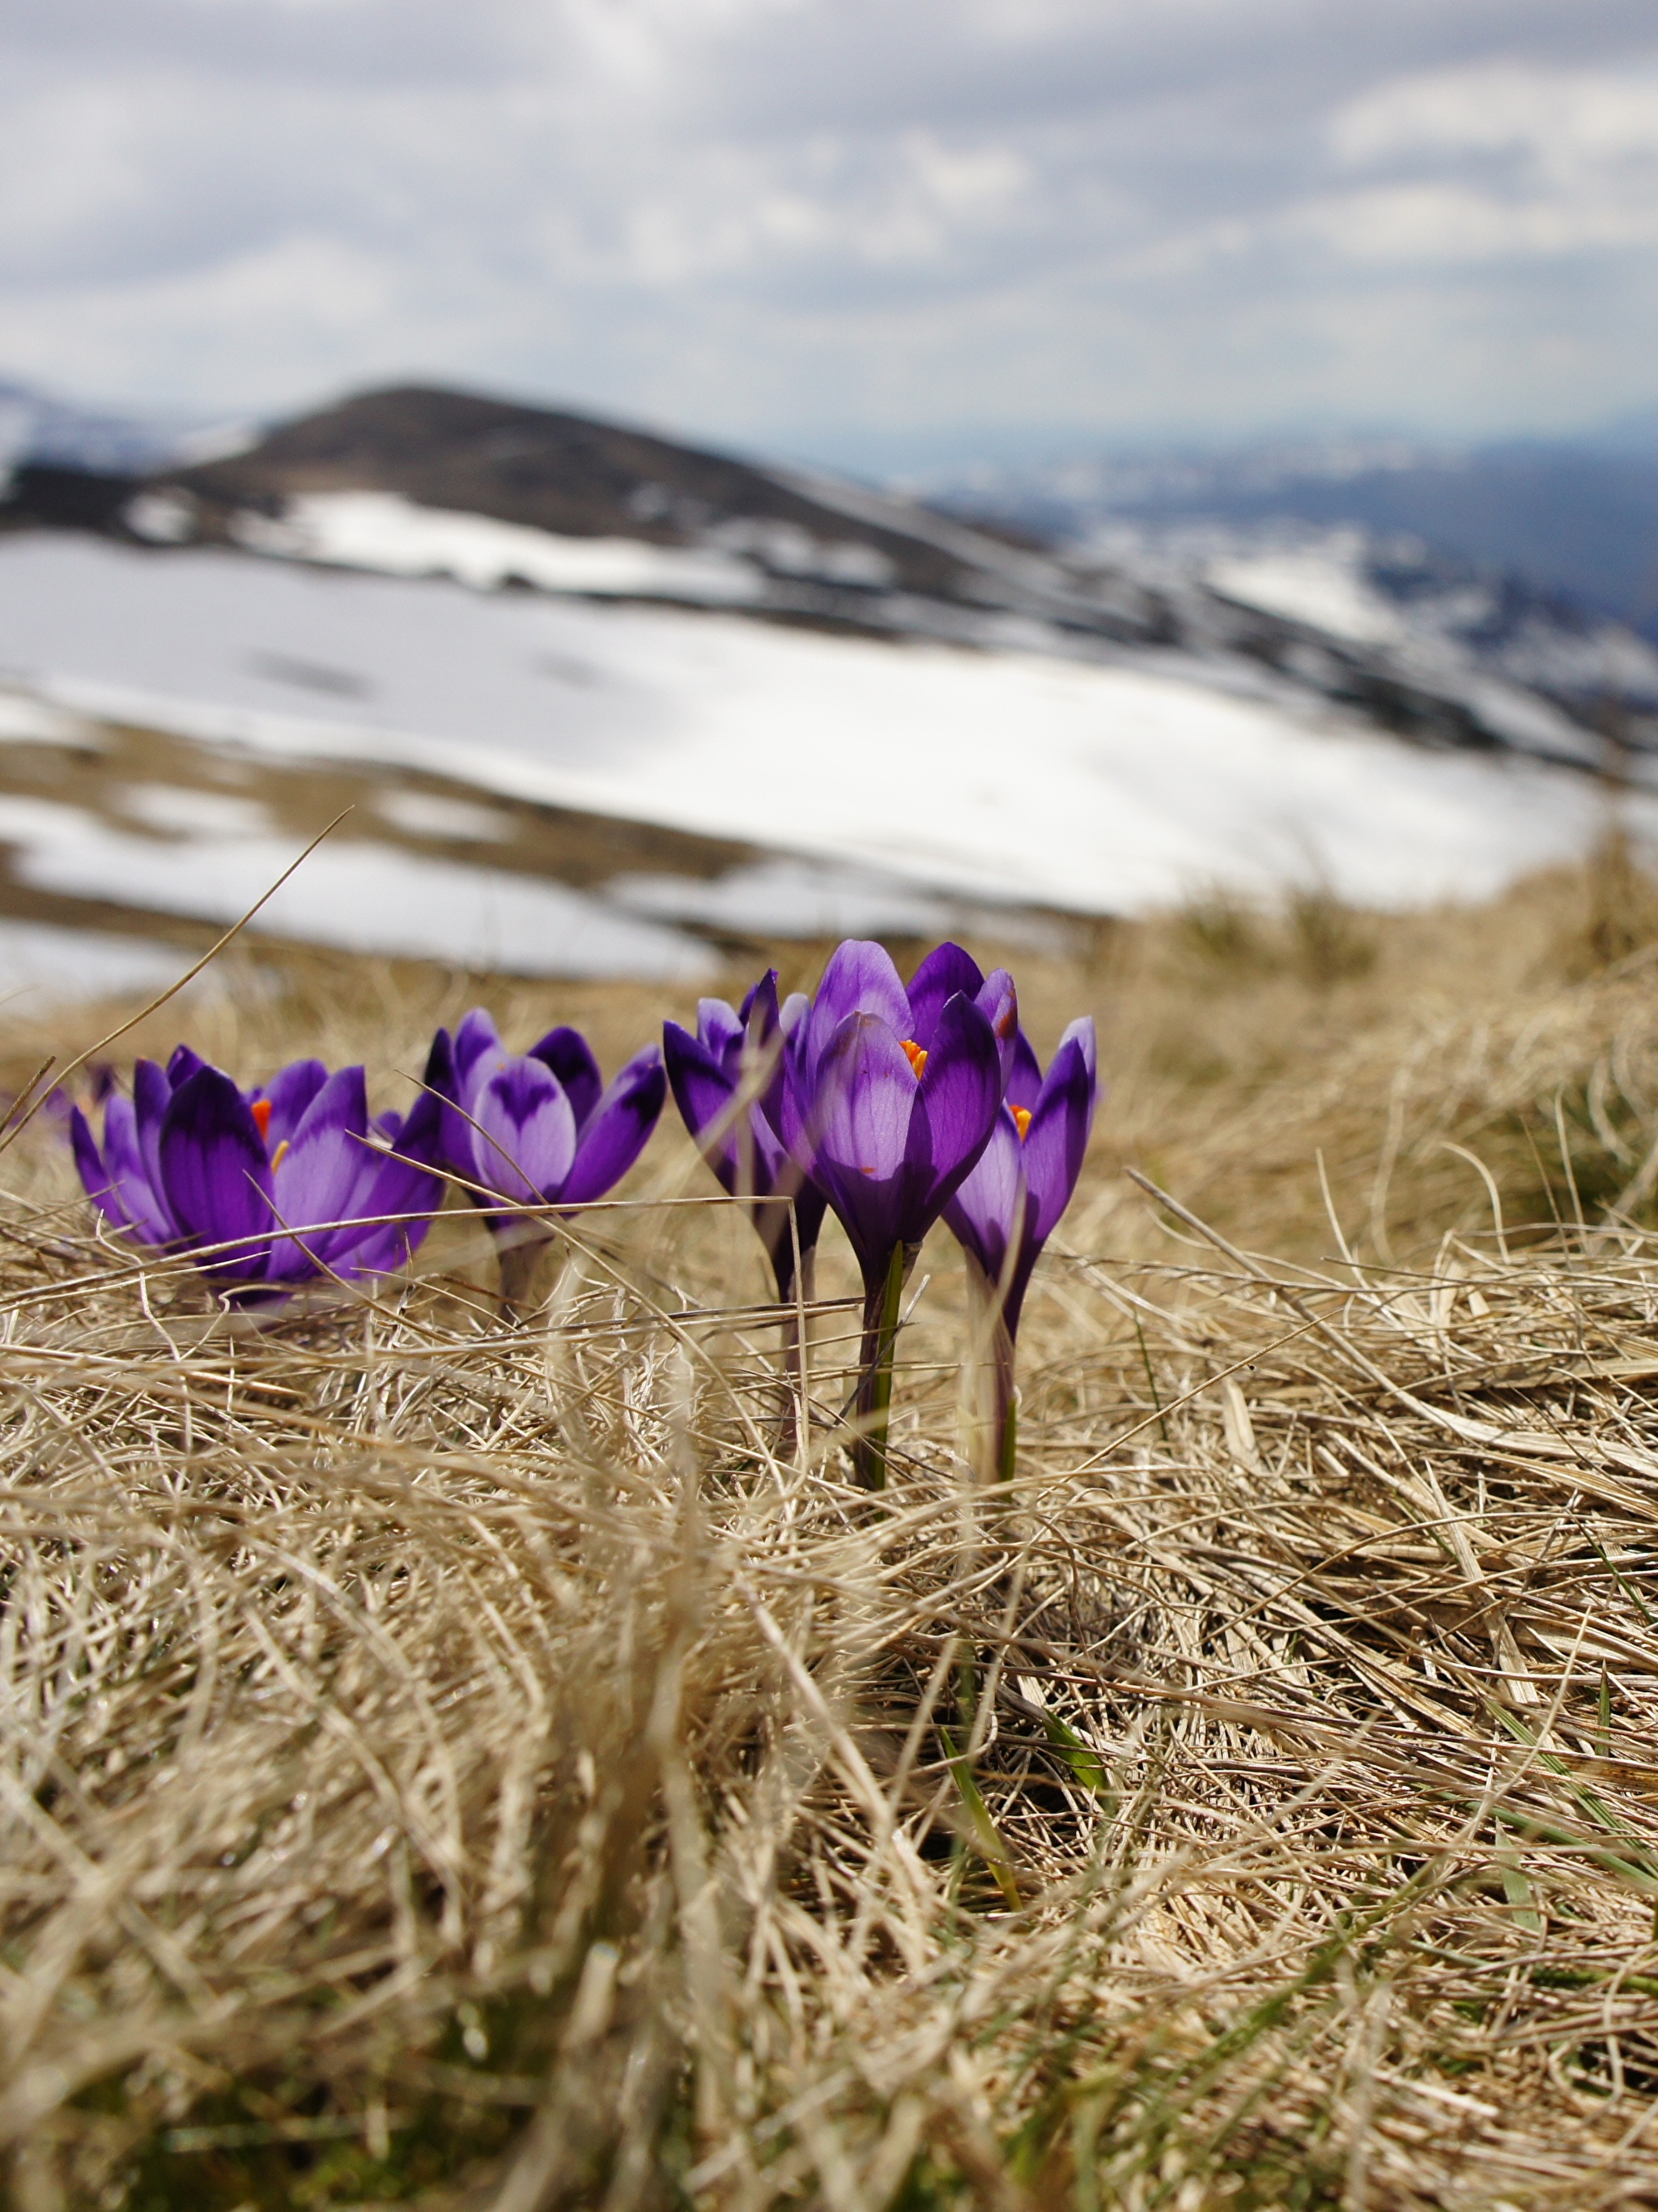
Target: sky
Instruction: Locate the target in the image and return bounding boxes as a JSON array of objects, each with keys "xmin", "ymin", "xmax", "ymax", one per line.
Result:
[{"xmin": 3, "ymin": 0, "xmax": 1658, "ymax": 469}]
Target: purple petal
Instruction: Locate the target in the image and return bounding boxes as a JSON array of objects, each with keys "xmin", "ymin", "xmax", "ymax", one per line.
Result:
[
  {"xmin": 529, "ymin": 1026, "xmax": 603, "ymax": 1129},
  {"xmin": 158, "ymin": 1067, "xmax": 274, "ymax": 1282},
  {"xmin": 664, "ymin": 1020, "xmax": 739, "ymax": 1179},
  {"xmin": 559, "ymin": 1045, "xmax": 665, "ymax": 1206},
  {"xmin": 907, "ymin": 943, "xmax": 984, "ymax": 1049},
  {"xmin": 738, "ymin": 969, "xmax": 780, "ymax": 1039},
  {"xmin": 132, "ymin": 1058, "xmax": 172, "ymax": 1195},
  {"xmin": 70, "ymin": 1105, "xmax": 120, "ymax": 1228},
  {"xmin": 74, "ymin": 1100, "xmax": 176, "ymax": 1243},
  {"xmin": 265, "ymin": 1068, "xmax": 381, "ymax": 1276},
  {"xmin": 798, "ymin": 1016, "xmax": 924, "ymax": 1277},
  {"xmin": 100, "ymin": 1094, "xmax": 176, "ymax": 1244},
  {"xmin": 942, "ymin": 1109, "xmax": 1031, "ymax": 1290},
  {"xmin": 1005, "ymin": 1030, "xmax": 1044, "ymax": 1115},
  {"xmin": 800, "ymin": 940, "xmax": 910, "ymax": 1075},
  {"xmin": 818, "ymin": 1016, "xmax": 918, "ymax": 1184},
  {"xmin": 452, "ymin": 1006, "xmax": 504, "ymax": 1106},
  {"xmin": 1023, "ymin": 1020, "xmax": 1098, "ymax": 1241},
  {"xmin": 165, "ymin": 1044, "xmax": 206, "ymax": 1088},
  {"xmin": 694, "ymin": 997, "xmax": 744, "ymax": 1074},
  {"xmin": 253, "ymin": 1058, "xmax": 329, "ymax": 1150},
  {"xmin": 974, "ymin": 969, "xmax": 1020, "ymax": 1087},
  {"xmin": 474, "ymin": 1058, "xmax": 579, "ymax": 1205},
  {"xmin": 914, "ymin": 995, "xmax": 1002, "ymax": 1211}
]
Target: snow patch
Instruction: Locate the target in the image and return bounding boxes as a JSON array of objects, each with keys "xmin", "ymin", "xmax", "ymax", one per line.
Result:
[
  {"xmin": 0, "ymin": 535, "xmax": 1647, "ymax": 927},
  {"xmin": 1205, "ymin": 537, "xmax": 1406, "ymax": 647},
  {"xmin": 232, "ymin": 491, "xmax": 767, "ymax": 606},
  {"xmin": 0, "ymin": 918, "xmax": 195, "ymax": 1008}
]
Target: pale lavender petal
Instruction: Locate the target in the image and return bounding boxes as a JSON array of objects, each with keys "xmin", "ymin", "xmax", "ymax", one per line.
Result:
[
  {"xmin": 452, "ymin": 1006, "xmax": 504, "ymax": 1108},
  {"xmin": 474, "ymin": 1059, "xmax": 579, "ymax": 1205},
  {"xmin": 694, "ymin": 998, "xmax": 744, "ymax": 1073},
  {"xmin": 266, "ymin": 1068, "xmax": 380, "ymax": 1274},
  {"xmin": 98, "ymin": 1093, "xmax": 176, "ymax": 1244},
  {"xmin": 801, "ymin": 940, "xmax": 910, "ymax": 1074},
  {"xmin": 560, "ymin": 1045, "xmax": 665, "ymax": 1206},
  {"xmin": 817, "ymin": 1015, "xmax": 918, "ymax": 1185}
]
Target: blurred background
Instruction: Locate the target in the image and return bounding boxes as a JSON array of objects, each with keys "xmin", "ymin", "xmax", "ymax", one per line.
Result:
[{"xmin": 1, "ymin": 0, "xmax": 1656, "ymax": 1008}]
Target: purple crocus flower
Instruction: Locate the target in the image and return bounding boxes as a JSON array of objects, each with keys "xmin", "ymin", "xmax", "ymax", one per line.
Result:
[
  {"xmin": 781, "ymin": 940, "xmax": 1016, "ymax": 1283},
  {"xmin": 424, "ymin": 1007, "xmax": 665, "ymax": 1231},
  {"xmin": 943, "ymin": 1018, "xmax": 1098, "ymax": 1487},
  {"xmin": 780, "ymin": 939, "xmax": 1016, "ymax": 1482},
  {"xmin": 70, "ymin": 1045, "xmax": 444, "ymax": 1298},
  {"xmin": 943, "ymin": 1018, "xmax": 1099, "ymax": 1344},
  {"xmin": 662, "ymin": 969, "xmax": 827, "ymax": 1301}
]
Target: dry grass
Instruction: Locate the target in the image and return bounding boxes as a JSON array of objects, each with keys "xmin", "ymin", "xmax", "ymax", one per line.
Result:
[{"xmin": 6, "ymin": 856, "xmax": 1658, "ymax": 2209}]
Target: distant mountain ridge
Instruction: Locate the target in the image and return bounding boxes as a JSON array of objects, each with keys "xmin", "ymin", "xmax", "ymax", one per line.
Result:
[
  {"xmin": 5, "ymin": 379, "xmax": 1658, "ymax": 788},
  {"xmin": 937, "ymin": 434, "xmax": 1658, "ymax": 642}
]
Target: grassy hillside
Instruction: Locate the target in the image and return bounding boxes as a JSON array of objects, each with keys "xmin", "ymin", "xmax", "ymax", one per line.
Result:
[{"xmin": 4, "ymin": 853, "xmax": 1658, "ymax": 2210}]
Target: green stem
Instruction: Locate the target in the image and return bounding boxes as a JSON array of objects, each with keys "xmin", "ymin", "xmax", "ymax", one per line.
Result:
[{"xmin": 853, "ymin": 1241, "xmax": 912, "ymax": 1488}]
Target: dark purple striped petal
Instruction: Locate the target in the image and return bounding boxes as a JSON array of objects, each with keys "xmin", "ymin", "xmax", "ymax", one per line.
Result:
[
  {"xmin": 529, "ymin": 1026, "xmax": 604, "ymax": 1130},
  {"xmin": 914, "ymin": 994, "xmax": 1002, "ymax": 1213},
  {"xmin": 157, "ymin": 1066, "xmax": 274, "ymax": 1283},
  {"xmin": 560, "ymin": 1045, "xmax": 665, "ymax": 1207}
]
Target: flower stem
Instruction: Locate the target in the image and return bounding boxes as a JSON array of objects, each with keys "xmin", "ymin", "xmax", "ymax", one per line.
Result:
[
  {"xmin": 497, "ymin": 1225, "xmax": 554, "ymax": 1317},
  {"xmin": 853, "ymin": 1240, "xmax": 912, "ymax": 1488},
  {"xmin": 776, "ymin": 1245, "xmax": 814, "ymax": 1456},
  {"xmin": 963, "ymin": 1256, "xmax": 1018, "ymax": 1496}
]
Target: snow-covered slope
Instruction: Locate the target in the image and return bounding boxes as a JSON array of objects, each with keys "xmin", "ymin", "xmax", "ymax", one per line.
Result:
[
  {"xmin": 1, "ymin": 381, "xmax": 1652, "ymax": 992},
  {"xmin": 0, "ymin": 534, "xmax": 1647, "ymax": 970}
]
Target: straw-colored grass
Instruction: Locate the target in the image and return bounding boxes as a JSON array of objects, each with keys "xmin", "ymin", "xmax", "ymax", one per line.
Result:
[{"xmin": 6, "ymin": 853, "xmax": 1658, "ymax": 2210}]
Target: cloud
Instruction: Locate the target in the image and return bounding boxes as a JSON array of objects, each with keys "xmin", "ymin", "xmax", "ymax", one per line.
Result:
[{"xmin": 1, "ymin": 1, "xmax": 1656, "ymax": 454}]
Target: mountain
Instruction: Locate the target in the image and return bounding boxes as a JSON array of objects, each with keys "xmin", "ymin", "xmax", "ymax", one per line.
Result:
[
  {"xmin": 936, "ymin": 434, "xmax": 1658, "ymax": 644},
  {"xmin": 6, "ymin": 380, "xmax": 1655, "ymax": 786},
  {"xmin": 4, "ymin": 380, "xmax": 1658, "ymax": 989},
  {"xmin": 0, "ymin": 377, "xmax": 207, "ymax": 479}
]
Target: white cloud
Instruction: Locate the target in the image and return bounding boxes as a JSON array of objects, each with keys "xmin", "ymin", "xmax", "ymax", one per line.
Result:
[{"xmin": 1, "ymin": 4, "xmax": 1656, "ymax": 449}]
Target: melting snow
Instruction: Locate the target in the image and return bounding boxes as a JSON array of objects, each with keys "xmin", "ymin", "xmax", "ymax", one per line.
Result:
[
  {"xmin": 231, "ymin": 491, "xmax": 767, "ymax": 606},
  {"xmin": 0, "ymin": 796, "xmax": 716, "ymax": 981},
  {"xmin": 0, "ymin": 535, "xmax": 1647, "ymax": 934}
]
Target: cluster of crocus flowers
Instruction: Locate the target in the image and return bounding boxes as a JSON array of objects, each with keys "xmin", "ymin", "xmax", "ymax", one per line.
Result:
[
  {"xmin": 70, "ymin": 938, "xmax": 1097, "ymax": 1484},
  {"xmin": 70, "ymin": 1047, "xmax": 444, "ymax": 1299}
]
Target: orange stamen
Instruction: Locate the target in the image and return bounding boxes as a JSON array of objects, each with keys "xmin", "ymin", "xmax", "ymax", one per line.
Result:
[
  {"xmin": 250, "ymin": 1096, "xmax": 273, "ymax": 1140},
  {"xmin": 1011, "ymin": 1104, "xmax": 1032, "ymax": 1141},
  {"xmin": 900, "ymin": 1038, "xmax": 929, "ymax": 1079},
  {"xmin": 270, "ymin": 1138, "xmax": 291, "ymax": 1172}
]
